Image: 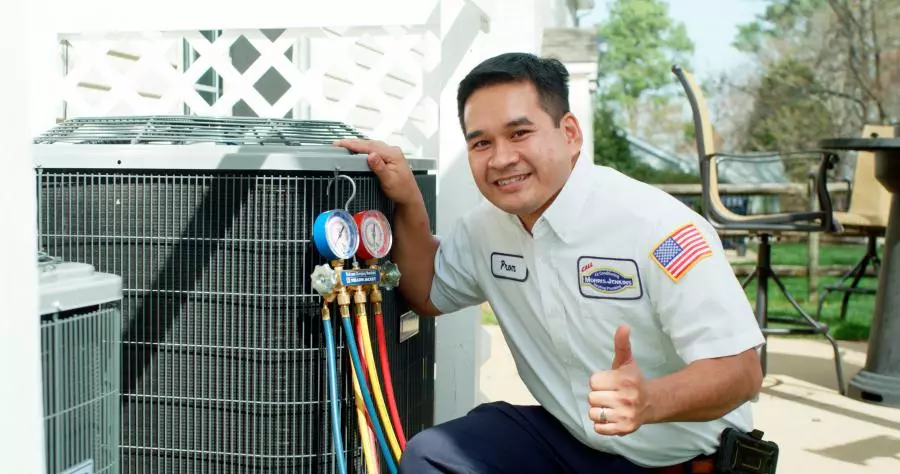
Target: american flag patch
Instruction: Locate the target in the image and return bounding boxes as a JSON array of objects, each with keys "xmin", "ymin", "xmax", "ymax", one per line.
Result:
[{"xmin": 651, "ymin": 223, "xmax": 713, "ymax": 282}]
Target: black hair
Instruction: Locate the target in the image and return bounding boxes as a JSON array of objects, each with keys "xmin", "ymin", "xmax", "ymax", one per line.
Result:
[{"xmin": 456, "ymin": 52, "xmax": 571, "ymax": 132}]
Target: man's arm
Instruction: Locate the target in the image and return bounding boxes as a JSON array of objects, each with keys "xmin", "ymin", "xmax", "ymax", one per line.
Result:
[
  {"xmin": 644, "ymin": 348, "xmax": 762, "ymax": 424},
  {"xmin": 391, "ymin": 192, "xmax": 443, "ymax": 317},
  {"xmin": 589, "ymin": 217, "xmax": 766, "ymax": 436},
  {"xmin": 639, "ymin": 216, "xmax": 766, "ymax": 426},
  {"xmin": 589, "ymin": 326, "xmax": 762, "ymax": 436}
]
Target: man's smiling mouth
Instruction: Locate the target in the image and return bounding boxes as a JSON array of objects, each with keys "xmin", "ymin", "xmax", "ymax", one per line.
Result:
[{"xmin": 495, "ymin": 174, "xmax": 530, "ymax": 186}]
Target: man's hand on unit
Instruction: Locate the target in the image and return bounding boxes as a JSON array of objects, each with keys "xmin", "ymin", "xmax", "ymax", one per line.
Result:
[{"xmin": 333, "ymin": 138, "xmax": 420, "ymax": 206}]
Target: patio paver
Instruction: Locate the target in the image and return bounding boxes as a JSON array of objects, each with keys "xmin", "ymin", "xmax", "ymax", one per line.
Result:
[{"xmin": 478, "ymin": 324, "xmax": 900, "ymax": 473}]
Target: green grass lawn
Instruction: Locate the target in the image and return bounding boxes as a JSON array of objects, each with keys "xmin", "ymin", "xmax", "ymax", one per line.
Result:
[
  {"xmin": 481, "ymin": 241, "xmax": 878, "ymax": 342},
  {"xmin": 739, "ymin": 241, "xmax": 878, "ymax": 341}
]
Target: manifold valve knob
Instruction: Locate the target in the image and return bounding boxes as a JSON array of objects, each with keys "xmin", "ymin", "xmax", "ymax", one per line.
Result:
[
  {"xmin": 310, "ymin": 264, "xmax": 337, "ymax": 297},
  {"xmin": 380, "ymin": 260, "xmax": 401, "ymax": 291}
]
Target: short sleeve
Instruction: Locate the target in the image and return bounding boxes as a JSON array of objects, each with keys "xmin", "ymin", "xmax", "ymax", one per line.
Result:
[
  {"xmin": 429, "ymin": 218, "xmax": 486, "ymax": 314},
  {"xmin": 645, "ymin": 216, "xmax": 765, "ymax": 364}
]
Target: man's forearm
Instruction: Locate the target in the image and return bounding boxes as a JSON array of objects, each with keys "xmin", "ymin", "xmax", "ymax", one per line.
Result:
[
  {"xmin": 644, "ymin": 350, "xmax": 762, "ymax": 424},
  {"xmin": 391, "ymin": 193, "xmax": 440, "ymax": 315}
]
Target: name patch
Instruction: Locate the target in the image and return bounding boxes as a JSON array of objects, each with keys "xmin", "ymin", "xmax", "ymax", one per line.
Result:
[
  {"xmin": 577, "ymin": 256, "xmax": 643, "ymax": 300},
  {"xmin": 491, "ymin": 252, "xmax": 528, "ymax": 282}
]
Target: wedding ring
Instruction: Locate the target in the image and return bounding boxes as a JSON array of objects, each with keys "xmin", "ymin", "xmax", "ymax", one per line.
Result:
[{"xmin": 599, "ymin": 407, "xmax": 608, "ymax": 423}]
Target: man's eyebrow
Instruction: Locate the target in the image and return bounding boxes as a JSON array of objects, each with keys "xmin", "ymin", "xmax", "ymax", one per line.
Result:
[
  {"xmin": 507, "ymin": 117, "xmax": 533, "ymax": 127},
  {"xmin": 465, "ymin": 117, "xmax": 534, "ymax": 141}
]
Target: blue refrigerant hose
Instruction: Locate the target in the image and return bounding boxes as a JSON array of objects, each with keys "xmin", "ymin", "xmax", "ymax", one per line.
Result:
[
  {"xmin": 323, "ymin": 316, "xmax": 348, "ymax": 474},
  {"xmin": 341, "ymin": 315, "xmax": 398, "ymax": 474}
]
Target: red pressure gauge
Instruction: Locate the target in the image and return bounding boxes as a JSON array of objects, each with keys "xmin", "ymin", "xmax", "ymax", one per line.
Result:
[{"xmin": 354, "ymin": 210, "xmax": 393, "ymax": 260}]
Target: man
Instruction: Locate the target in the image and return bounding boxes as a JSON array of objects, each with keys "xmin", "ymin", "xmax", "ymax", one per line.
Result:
[{"xmin": 335, "ymin": 52, "xmax": 765, "ymax": 473}]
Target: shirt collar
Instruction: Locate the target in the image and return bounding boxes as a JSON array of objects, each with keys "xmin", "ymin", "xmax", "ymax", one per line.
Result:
[{"xmin": 520, "ymin": 153, "xmax": 593, "ymax": 243}]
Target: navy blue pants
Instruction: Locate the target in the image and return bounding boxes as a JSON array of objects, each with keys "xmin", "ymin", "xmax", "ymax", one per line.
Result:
[{"xmin": 398, "ymin": 401, "xmax": 650, "ymax": 473}]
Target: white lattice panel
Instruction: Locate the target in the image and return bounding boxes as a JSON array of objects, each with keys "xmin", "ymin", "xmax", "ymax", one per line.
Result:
[{"xmin": 57, "ymin": 26, "xmax": 441, "ymax": 155}]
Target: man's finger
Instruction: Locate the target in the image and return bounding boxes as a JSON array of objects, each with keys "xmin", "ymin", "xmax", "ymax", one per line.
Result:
[
  {"xmin": 587, "ymin": 390, "xmax": 619, "ymax": 409},
  {"xmin": 588, "ymin": 406, "xmax": 619, "ymax": 425},
  {"xmin": 588, "ymin": 370, "xmax": 618, "ymax": 392},
  {"xmin": 611, "ymin": 324, "xmax": 633, "ymax": 370},
  {"xmin": 367, "ymin": 153, "xmax": 386, "ymax": 172},
  {"xmin": 593, "ymin": 421, "xmax": 633, "ymax": 437},
  {"xmin": 333, "ymin": 138, "xmax": 375, "ymax": 153}
]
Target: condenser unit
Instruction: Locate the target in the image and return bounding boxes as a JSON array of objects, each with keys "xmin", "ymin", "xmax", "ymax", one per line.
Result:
[
  {"xmin": 33, "ymin": 116, "xmax": 438, "ymax": 473},
  {"xmin": 38, "ymin": 251, "xmax": 123, "ymax": 474}
]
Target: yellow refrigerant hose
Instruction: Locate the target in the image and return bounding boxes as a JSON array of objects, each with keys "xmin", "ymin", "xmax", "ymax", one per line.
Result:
[
  {"xmin": 354, "ymin": 302, "xmax": 403, "ymax": 461},
  {"xmin": 350, "ymin": 360, "xmax": 378, "ymax": 473},
  {"xmin": 356, "ymin": 314, "xmax": 380, "ymax": 473}
]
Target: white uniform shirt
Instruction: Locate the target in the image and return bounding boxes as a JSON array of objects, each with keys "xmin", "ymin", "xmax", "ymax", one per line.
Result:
[{"xmin": 429, "ymin": 154, "xmax": 766, "ymax": 468}]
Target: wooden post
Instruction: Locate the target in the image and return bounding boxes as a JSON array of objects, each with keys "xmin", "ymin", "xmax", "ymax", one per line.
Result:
[{"xmin": 808, "ymin": 175, "xmax": 821, "ymax": 305}]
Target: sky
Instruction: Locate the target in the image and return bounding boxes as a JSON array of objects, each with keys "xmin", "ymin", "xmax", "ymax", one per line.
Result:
[{"xmin": 579, "ymin": 0, "xmax": 768, "ymax": 82}]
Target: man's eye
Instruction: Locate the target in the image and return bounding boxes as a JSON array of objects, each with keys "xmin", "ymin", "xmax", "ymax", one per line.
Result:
[
  {"xmin": 473, "ymin": 140, "xmax": 490, "ymax": 149},
  {"xmin": 512, "ymin": 130, "xmax": 531, "ymax": 138}
]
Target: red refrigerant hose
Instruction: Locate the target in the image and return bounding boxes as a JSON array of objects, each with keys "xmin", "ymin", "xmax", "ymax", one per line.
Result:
[{"xmin": 374, "ymin": 311, "xmax": 407, "ymax": 448}]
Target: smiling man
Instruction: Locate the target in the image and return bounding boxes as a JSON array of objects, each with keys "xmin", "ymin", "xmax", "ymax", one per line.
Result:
[{"xmin": 335, "ymin": 52, "xmax": 766, "ymax": 474}]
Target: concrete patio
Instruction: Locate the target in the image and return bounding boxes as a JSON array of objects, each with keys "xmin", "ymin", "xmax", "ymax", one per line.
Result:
[{"xmin": 478, "ymin": 324, "xmax": 900, "ymax": 473}]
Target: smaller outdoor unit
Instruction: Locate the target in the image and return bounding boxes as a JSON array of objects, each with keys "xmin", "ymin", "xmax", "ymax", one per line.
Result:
[{"xmin": 38, "ymin": 252, "xmax": 123, "ymax": 474}]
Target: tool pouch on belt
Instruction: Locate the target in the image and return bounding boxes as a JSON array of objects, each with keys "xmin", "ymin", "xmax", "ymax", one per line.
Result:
[{"xmin": 715, "ymin": 428, "xmax": 779, "ymax": 474}]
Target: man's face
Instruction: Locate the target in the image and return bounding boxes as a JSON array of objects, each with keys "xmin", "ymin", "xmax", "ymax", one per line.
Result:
[{"xmin": 462, "ymin": 80, "xmax": 583, "ymax": 227}]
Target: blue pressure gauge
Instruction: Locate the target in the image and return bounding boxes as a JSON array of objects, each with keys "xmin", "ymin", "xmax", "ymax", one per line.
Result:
[{"xmin": 313, "ymin": 209, "xmax": 360, "ymax": 261}]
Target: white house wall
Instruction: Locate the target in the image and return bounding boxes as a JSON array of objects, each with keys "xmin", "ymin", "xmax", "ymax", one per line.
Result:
[
  {"xmin": 47, "ymin": 0, "xmax": 445, "ymax": 34},
  {"xmin": 0, "ymin": 3, "xmax": 46, "ymax": 472},
  {"xmin": 565, "ymin": 61, "xmax": 598, "ymax": 163}
]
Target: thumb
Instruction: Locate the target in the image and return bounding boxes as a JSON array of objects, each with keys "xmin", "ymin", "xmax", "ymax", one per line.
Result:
[
  {"xmin": 367, "ymin": 153, "xmax": 387, "ymax": 172},
  {"xmin": 611, "ymin": 324, "xmax": 633, "ymax": 369}
]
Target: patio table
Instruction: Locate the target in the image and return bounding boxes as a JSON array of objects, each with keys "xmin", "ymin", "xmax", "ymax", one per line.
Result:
[{"xmin": 820, "ymin": 134, "xmax": 900, "ymax": 407}]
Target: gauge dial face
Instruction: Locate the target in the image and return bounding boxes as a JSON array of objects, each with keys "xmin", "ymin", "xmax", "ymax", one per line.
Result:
[
  {"xmin": 358, "ymin": 210, "xmax": 392, "ymax": 259},
  {"xmin": 321, "ymin": 210, "xmax": 359, "ymax": 260}
]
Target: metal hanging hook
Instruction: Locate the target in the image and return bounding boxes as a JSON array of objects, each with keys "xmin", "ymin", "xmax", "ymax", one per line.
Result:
[{"xmin": 326, "ymin": 173, "xmax": 357, "ymax": 211}]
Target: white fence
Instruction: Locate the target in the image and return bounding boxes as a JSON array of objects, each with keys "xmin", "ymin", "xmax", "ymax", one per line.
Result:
[{"xmin": 56, "ymin": 26, "xmax": 442, "ymax": 157}]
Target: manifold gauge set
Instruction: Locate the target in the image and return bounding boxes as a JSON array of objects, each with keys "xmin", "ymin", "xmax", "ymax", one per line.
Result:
[
  {"xmin": 309, "ymin": 176, "xmax": 406, "ymax": 474},
  {"xmin": 311, "ymin": 208, "xmax": 400, "ymax": 295}
]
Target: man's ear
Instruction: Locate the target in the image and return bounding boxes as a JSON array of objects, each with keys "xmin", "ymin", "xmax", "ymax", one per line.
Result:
[{"xmin": 561, "ymin": 112, "xmax": 583, "ymax": 154}]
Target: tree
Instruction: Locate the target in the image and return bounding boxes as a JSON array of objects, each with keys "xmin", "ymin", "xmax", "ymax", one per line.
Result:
[
  {"xmin": 707, "ymin": 0, "xmax": 900, "ymax": 184},
  {"xmin": 741, "ymin": 59, "xmax": 836, "ymax": 180},
  {"xmin": 595, "ymin": 0, "xmax": 695, "ymax": 133},
  {"xmin": 730, "ymin": 0, "xmax": 900, "ymax": 128},
  {"xmin": 732, "ymin": 0, "xmax": 829, "ymax": 54},
  {"xmin": 593, "ymin": 102, "xmax": 634, "ymax": 171},
  {"xmin": 593, "ymin": 100, "xmax": 700, "ymax": 184},
  {"xmin": 591, "ymin": 0, "xmax": 699, "ymax": 184}
]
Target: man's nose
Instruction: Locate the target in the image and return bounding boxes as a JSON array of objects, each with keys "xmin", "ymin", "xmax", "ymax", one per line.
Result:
[{"xmin": 490, "ymin": 141, "xmax": 520, "ymax": 168}]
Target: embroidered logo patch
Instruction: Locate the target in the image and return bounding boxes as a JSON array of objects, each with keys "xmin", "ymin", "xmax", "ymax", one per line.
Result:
[
  {"xmin": 650, "ymin": 222, "xmax": 713, "ymax": 282},
  {"xmin": 577, "ymin": 257, "xmax": 643, "ymax": 300},
  {"xmin": 491, "ymin": 252, "xmax": 528, "ymax": 282}
]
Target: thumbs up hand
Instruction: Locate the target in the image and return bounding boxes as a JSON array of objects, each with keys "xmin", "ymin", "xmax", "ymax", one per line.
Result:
[{"xmin": 587, "ymin": 325, "xmax": 650, "ymax": 436}]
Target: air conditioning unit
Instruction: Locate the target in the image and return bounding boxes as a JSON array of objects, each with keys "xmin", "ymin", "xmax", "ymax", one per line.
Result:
[
  {"xmin": 33, "ymin": 116, "xmax": 437, "ymax": 473},
  {"xmin": 38, "ymin": 252, "xmax": 123, "ymax": 474}
]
